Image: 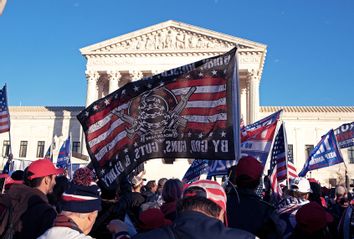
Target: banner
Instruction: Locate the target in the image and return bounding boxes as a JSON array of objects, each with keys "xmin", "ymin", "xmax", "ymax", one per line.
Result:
[
  {"xmin": 299, "ymin": 129, "xmax": 344, "ymax": 177},
  {"xmin": 334, "ymin": 122, "xmax": 354, "ymax": 149},
  {"xmin": 182, "ymin": 159, "xmax": 209, "ymax": 183},
  {"xmin": 206, "ymin": 110, "xmax": 282, "ymax": 177},
  {"xmin": 240, "ymin": 110, "xmax": 281, "ymax": 165},
  {"xmin": 56, "ymin": 136, "xmax": 71, "ymax": 169},
  {"xmin": 77, "ymin": 48, "xmax": 240, "ymax": 189}
]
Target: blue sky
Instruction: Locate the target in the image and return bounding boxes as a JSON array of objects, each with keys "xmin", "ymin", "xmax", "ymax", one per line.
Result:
[{"xmin": 1, "ymin": 0, "xmax": 353, "ymax": 106}]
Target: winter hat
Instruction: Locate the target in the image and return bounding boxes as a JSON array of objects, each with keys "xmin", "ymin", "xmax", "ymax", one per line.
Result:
[
  {"xmin": 296, "ymin": 202, "xmax": 333, "ymax": 234},
  {"xmin": 61, "ymin": 167, "xmax": 101, "ymax": 213},
  {"xmin": 290, "ymin": 177, "xmax": 312, "ymax": 193},
  {"xmin": 27, "ymin": 159, "xmax": 64, "ymax": 180},
  {"xmin": 183, "ymin": 179, "xmax": 227, "ymax": 212}
]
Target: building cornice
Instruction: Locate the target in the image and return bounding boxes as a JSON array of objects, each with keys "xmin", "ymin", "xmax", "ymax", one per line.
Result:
[{"xmin": 260, "ymin": 106, "xmax": 354, "ymax": 113}]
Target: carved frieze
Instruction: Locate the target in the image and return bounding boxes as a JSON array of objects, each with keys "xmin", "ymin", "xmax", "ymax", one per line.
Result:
[{"xmin": 94, "ymin": 27, "xmax": 239, "ymax": 52}]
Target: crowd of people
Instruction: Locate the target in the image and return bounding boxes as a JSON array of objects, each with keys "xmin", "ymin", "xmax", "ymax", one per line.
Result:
[{"xmin": 0, "ymin": 157, "xmax": 353, "ymax": 239}]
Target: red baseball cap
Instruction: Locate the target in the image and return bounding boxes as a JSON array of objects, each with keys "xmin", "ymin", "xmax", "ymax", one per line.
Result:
[
  {"xmin": 234, "ymin": 156, "xmax": 262, "ymax": 180},
  {"xmin": 139, "ymin": 208, "xmax": 172, "ymax": 230},
  {"xmin": 27, "ymin": 159, "xmax": 64, "ymax": 180},
  {"xmin": 296, "ymin": 202, "xmax": 333, "ymax": 234}
]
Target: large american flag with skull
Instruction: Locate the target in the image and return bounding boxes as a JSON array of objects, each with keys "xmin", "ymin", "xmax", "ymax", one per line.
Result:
[{"xmin": 78, "ymin": 48, "xmax": 240, "ymax": 188}]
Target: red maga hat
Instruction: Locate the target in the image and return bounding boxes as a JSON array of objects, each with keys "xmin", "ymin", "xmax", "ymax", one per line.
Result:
[
  {"xmin": 235, "ymin": 156, "xmax": 262, "ymax": 180},
  {"xmin": 296, "ymin": 202, "xmax": 333, "ymax": 234},
  {"xmin": 27, "ymin": 159, "xmax": 64, "ymax": 180}
]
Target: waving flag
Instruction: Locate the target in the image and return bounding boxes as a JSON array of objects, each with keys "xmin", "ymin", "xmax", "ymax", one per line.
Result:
[
  {"xmin": 334, "ymin": 122, "xmax": 354, "ymax": 149},
  {"xmin": 182, "ymin": 159, "xmax": 209, "ymax": 183},
  {"xmin": 56, "ymin": 136, "xmax": 71, "ymax": 169},
  {"xmin": 240, "ymin": 110, "xmax": 281, "ymax": 165},
  {"xmin": 78, "ymin": 48, "xmax": 240, "ymax": 189},
  {"xmin": 0, "ymin": 85, "xmax": 10, "ymax": 134},
  {"xmin": 206, "ymin": 111, "xmax": 282, "ymax": 177},
  {"xmin": 299, "ymin": 129, "xmax": 344, "ymax": 177}
]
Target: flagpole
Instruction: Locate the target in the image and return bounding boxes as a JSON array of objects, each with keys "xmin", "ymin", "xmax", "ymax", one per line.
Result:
[
  {"xmin": 69, "ymin": 132, "xmax": 73, "ymax": 179},
  {"xmin": 231, "ymin": 46, "xmax": 241, "ymax": 162},
  {"xmin": 5, "ymin": 84, "xmax": 13, "ymax": 171},
  {"xmin": 266, "ymin": 113, "xmax": 283, "ymax": 177},
  {"xmin": 283, "ymin": 121, "xmax": 290, "ymax": 188}
]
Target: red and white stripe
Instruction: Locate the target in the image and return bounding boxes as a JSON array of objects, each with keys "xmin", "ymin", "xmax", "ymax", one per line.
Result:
[
  {"xmin": 188, "ymin": 179, "xmax": 227, "ymax": 211},
  {"xmin": 62, "ymin": 193, "xmax": 98, "ymax": 202},
  {"xmin": 0, "ymin": 110, "xmax": 10, "ymax": 133},
  {"xmin": 85, "ymin": 78, "xmax": 228, "ymax": 165}
]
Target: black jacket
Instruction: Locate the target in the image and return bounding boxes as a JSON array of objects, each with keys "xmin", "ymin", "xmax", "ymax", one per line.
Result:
[
  {"xmin": 133, "ymin": 211, "xmax": 255, "ymax": 239},
  {"xmin": 227, "ymin": 187, "xmax": 279, "ymax": 239},
  {"xmin": 6, "ymin": 184, "xmax": 57, "ymax": 239}
]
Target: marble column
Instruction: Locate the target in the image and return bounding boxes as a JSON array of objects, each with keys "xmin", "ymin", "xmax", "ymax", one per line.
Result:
[
  {"xmin": 107, "ymin": 71, "xmax": 121, "ymax": 93},
  {"xmin": 129, "ymin": 70, "xmax": 144, "ymax": 82},
  {"xmin": 248, "ymin": 71, "xmax": 260, "ymax": 123},
  {"xmin": 240, "ymin": 87, "xmax": 248, "ymax": 125},
  {"xmin": 85, "ymin": 70, "xmax": 100, "ymax": 106}
]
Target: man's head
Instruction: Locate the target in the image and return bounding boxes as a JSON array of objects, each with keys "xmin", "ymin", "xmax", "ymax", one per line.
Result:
[
  {"xmin": 290, "ymin": 177, "xmax": 312, "ymax": 199},
  {"xmin": 25, "ymin": 159, "xmax": 64, "ymax": 195},
  {"xmin": 131, "ymin": 176, "xmax": 144, "ymax": 192},
  {"xmin": 178, "ymin": 180, "xmax": 227, "ymax": 222},
  {"xmin": 61, "ymin": 167, "xmax": 101, "ymax": 235},
  {"xmin": 229, "ymin": 156, "xmax": 263, "ymax": 190},
  {"xmin": 146, "ymin": 180, "xmax": 158, "ymax": 193}
]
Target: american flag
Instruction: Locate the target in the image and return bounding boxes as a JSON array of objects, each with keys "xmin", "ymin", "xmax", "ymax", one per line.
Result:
[
  {"xmin": 269, "ymin": 123, "xmax": 297, "ymax": 199},
  {"xmin": 78, "ymin": 48, "xmax": 239, "ymax": 188},
  {"xmin": 0, "ymin": 85, "xmax": 10, "ymax": 134}
]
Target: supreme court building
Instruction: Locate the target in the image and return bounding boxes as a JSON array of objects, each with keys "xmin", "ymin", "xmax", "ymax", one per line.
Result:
[{"xmin": 1, "ymin": 20, "xmax": 354, "ymax": 186}]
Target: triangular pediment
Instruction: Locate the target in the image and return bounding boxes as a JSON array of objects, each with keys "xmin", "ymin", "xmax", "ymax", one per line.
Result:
[{"xmin": 81, "ymin": 20, "xmax": 266, "ymax": 55}]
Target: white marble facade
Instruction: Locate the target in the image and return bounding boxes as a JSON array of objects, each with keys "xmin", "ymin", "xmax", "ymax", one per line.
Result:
[{"xmin": 1, "ymin": 20, "xmax": 353, "ymax": 187}]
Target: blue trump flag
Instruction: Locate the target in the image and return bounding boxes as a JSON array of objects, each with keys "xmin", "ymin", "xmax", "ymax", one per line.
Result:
[
  {"xmin": 299, "ymin": 129, "xmax": 344, "ymax": 177},
  {"xmin": 56, "ymin": 136, "xmax": 71, "ymax": 169},
  {"xmin": 182, "ymin": 159, "xmax": 209, "ymax": 183}
]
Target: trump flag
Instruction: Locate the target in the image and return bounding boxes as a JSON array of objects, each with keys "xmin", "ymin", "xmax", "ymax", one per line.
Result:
[
  {"xmin": 77, "ymin": 48, "xmax": 240, "ymax": 189},
  {"xmin": 334, "ymin": 122, "xmax": 354, "ymax": 149},
  {"xmin": 299, "ymin": 129, "xmax": 344, "ymax": 177}
]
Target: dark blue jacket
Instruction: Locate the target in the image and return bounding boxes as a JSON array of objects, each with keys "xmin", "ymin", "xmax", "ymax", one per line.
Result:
[
  {"xmin": 133, "ymin": 210, "xmax": 255, "ymax": 239},
  {"xmin": 227, "ymin": 187, "xmax": 279, "ymax": 239}
]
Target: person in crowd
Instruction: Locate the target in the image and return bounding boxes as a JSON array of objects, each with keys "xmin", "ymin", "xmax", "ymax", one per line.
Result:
[
  {"xmin": 2, "ymin": 170, "xmax": 24, "ymax": 192},
  {"xmin": 138, "ymin": 203, "xmax": 171, "ymax": 232},
  {"xmin": 338, "ymin": 203, "xmax": 354, "ymax": 238},
  {"xmin": 160, "ymin": 178, "xmax": 183, "ymax": 221},
  {"xmin": 289, "ymin": 201, "xmax": 334, "ymax": 239},
  {"xmin": 0, "ymin": 159, "xmax": 63, "ymax": 239},
  {"xmin": 276, "ymin": 177, "xmax": 312, "ymax": 239},
  {"xmin": 114, "ymin": 175, "xmax": 145, "ymax": 230},
  {"xmin": 142, "ymin": 180, "xmax": 158, "ymax": 202},
  {"xmin": 90, "ymin": 185, "xmax": 120, "ymax": 239},
  {"xmin": 328, "ymin": 185, "xmax": 349, "ymax": 237},
  {"xmin": 226, "ymin": 156, "xmax": 279, "ymax": 239},
  {"xmin": 156, "ymin": 178, "xmax": 167, "ymax": 205},
  {"xmin": 131, "ymin": 176, "xmax": 144, "ymax": 193},
  {"xmin": 38, "ymin": 167, "xmax": 101, "ymax": 239},
  {"xmin": 108, "ymin": 179, "xmax": 256, "ymax": 239},
  {"xmin": 47, "ymin": 175, "xmax": 69, "ymax": 213},
  {"xmin": 308, "ymin": 178, "xmax": 323, "ymax": 205}
]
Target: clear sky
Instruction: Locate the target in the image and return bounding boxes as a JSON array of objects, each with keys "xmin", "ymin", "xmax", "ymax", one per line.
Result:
[{"xmin": 1, "ymin": 0, "xmax": 353, "ymax": 107}]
